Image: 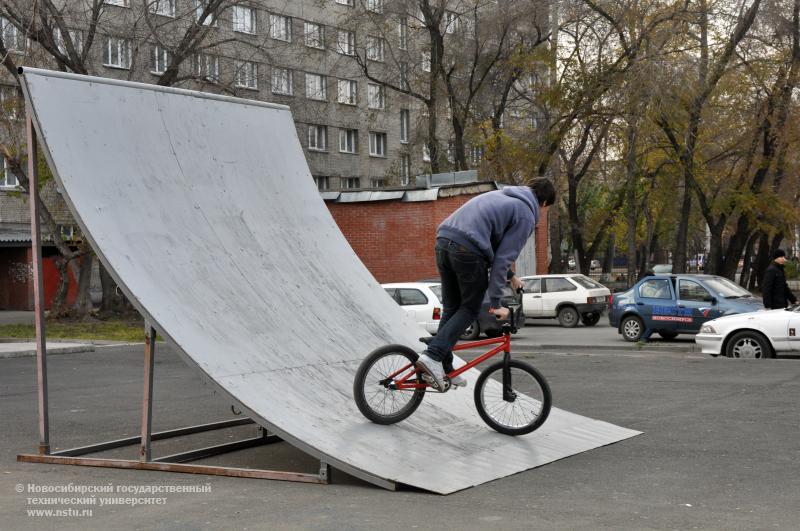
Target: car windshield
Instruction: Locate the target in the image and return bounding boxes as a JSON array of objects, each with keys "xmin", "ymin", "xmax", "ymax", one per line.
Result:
[
  {"xmin": 429, "ymin": 284, "xmax": 442, "ymax": 301},
  {"xmin": 571, "ymin": 275, "xmax": 605, "ymax": 289},
  {"xmin": 703, "ymin": 277, "xmax": 751, "ymax": 298}
]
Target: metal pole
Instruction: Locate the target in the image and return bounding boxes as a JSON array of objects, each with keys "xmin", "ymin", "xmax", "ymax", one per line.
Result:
[
  {"xmin": 27, "ymin": 114, "xmax": 50, "ymax": 455},
  {"xmin": 140, "ymin": 324, "xmax": 156, "ymax": 462}
]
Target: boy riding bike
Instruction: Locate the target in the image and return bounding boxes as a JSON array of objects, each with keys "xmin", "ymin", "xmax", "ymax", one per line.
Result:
[{"xmin": 416, "ymin": 178, "xmax": 556, "ymax": 391}]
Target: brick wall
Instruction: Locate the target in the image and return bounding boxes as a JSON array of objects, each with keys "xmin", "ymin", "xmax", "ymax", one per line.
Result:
[{"xmin": 326, "ymin": 194, "xmax": 550, "ymax": 283}]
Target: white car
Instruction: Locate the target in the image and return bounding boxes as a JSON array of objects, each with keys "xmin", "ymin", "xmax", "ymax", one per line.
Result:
[
  {"xmin": 519, "ymin": 274, "xmax": 611, "ymax": 327},
  {"xmin": 382, "ymin": 282, "xmax": 442, "ymax": 334},
  {"xmin": 695, "ymin": 306, "xmax": 800, "ymax": 358}
]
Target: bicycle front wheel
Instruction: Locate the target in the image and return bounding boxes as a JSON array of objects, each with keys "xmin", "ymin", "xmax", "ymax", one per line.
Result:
[
  {"xmin": 474, "ymin": 360, "xmax": 552, "ymax": 436},
  {"xmin": 353, "ymin": 345, "xmax": 426, "ymax": 425}
]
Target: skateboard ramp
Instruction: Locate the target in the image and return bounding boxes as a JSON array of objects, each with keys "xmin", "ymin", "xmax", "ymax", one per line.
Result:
[{"xmin": 20, "ymin": 68, "xmax": 640, "ymax": 494}]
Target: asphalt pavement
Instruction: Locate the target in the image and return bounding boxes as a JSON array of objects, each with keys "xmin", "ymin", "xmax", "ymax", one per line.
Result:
[{"xmin": 1, "ymin": 332, "xmax": 799, "ymax": 530}]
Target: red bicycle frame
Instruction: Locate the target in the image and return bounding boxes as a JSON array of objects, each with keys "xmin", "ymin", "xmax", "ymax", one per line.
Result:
[{"xmin": 389, "ymin": 333, "xmax": 512, "ymax": 390}]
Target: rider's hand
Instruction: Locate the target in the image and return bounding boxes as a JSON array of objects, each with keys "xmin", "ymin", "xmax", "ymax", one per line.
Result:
[
  {"xmin": 489, "ymin": 307, "xmax": 510, "ymax": 320},
  {"xmin": 510, "ymin": 275, "xmax": 524, "ymax": 292}
]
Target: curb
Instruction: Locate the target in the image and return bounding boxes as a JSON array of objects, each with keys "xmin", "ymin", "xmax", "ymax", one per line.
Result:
[
  {"xmin": 0, "ymin": 344, "xmax": 96, "ymax": 359},
  {"xmin": 507, "ymin": 342, "xmax": 700, "ymax": 353}
]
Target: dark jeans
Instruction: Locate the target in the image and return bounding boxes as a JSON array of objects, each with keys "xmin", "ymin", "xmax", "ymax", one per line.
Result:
[{"xmin": 426, "ymin": 238, "xmax": 489, "ymax": 371}]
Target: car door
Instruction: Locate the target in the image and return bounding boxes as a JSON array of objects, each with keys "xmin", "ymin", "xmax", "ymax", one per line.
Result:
[
  {"xmin": 636, "ymin": 278, "xmax": 678, "ymax": 333},
  {"xmin": 521, "ymin": 278, "xmax": 543, "ymax": 316},
  {"xmin": 397, "ymin": 288, "xmax": 430, "ymax": 323},
  {"xmin": 676, "ymin": 278, "xmax": 719, "ymax": 332},
  {"xmin": 542, "ymin": 277, "xmax": 578, "ymax": 317}
]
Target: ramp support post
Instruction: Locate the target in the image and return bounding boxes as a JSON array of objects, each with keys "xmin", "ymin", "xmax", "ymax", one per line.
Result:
[
  {"xmin": 26, "ymin": 114, "xmax": 50, "ymax": 456},
  {"xmin": 140, "ymin": 324, "xmax": 156, "ymax": 462}
]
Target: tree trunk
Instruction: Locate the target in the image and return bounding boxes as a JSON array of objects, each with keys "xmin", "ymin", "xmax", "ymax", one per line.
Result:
[
  {"xmin": 99, "ymin": 261, "xmax": 119, "ymax": 315},
  {"xmin": 51, "ymin": 257, "xmax": 71, "ymax": 316},
  {"xmin": 739, "ymin": 232, "xmax": 756, "ymax": 288},
  {"xmin": 72, "ymin": 251, "xmax": 93, "ymax": 316}
]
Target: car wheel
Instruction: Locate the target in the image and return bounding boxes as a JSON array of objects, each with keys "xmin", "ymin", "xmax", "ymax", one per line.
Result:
[
  {"xmin": 581, "ymin": 312, "xmax": 600, "ymax": 326},
  {"xmin": 658, "ymin": 331, "xmax": 679, "ymax": 340},
  {"xmin": 725, "ymin": 331, "xmax": 773, "ymax": 359},
  {"xmin": 460, "ymin": 320, "xmax": 480, "ymax": 340},
  {"xmin": 557, "ymin": 306, "xmax": 579, "ymax": 328},
  {"xmin": 620, "ymin": 315, "xmax": 644, "ymax": 342}
]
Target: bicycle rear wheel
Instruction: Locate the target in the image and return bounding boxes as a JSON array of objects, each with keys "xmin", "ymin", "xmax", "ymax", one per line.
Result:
[
  {"xmin": 474, "ymin": 359, "xmax": 552, "ymax": 436},
  {"xmin": 354, "ymin": 345, "xmax": 426, "ymax": 425}
]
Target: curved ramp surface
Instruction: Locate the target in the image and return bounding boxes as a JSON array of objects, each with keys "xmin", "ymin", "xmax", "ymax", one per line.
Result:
[{"xmin": 21, "ymin": 69, "xmax": 640, "ymax": 494}]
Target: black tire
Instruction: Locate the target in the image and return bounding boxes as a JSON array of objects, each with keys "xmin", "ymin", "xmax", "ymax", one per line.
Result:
[
  {"xmin": 725, "ymin": 331, "xmax": 773, "ymax": 359},
  {"xmin": 620, "ymin": 315, "xmax": 644, "ymax": 342},
  {"xmin": 557, "ymin": 306, "xmax": 579, "ymax": 328},
  {"xmin": 354, "ymin": 345, "xmax": 426, "ymax": 424},
  {"xmin": 460, "ymin": 320, "xmax": 480, "ymax": 340},
  {"xmin": 474, "ymin": 360, "xmax": 552, "ymax": 436},
  {"xmin": 658, "ymin": 331, "xmax": 679, "ymax": 340},
  {"xmin": 581, "ymin": 312, "xmax": 600, "ymax": 326}
]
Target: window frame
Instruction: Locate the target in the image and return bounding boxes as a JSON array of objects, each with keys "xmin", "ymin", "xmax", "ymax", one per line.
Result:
[
  {"xmin": 399, "ymin": 109, "xmax": 410, "ymax": 143},
  {"xmin": 304, "ymin": 22, "xmax": 324, "ymax": 49},
  {"xmin": 307, "ymin": 124, "xmax": 328, "ymax": 152},
  {"xmin": 368, "ymin": 131, "xmax": 387, "ymax": 157},
  {"xmin": 234, "ymin": 60, "xmax": 259, "ymax": 89},
  {"xmin": 337, "ymin": 30, "xmax": 355, "ymax": 55},
  {"xmin": 305, "ymin": 72, "xmax": 327, "ymax": 101},
  {"xmin": 339, "ymin": 128, "xmax": 358, "ymax": 154},
  {"xmin": 149, "ymin": 0, "xmax": 176, "ymax": 17},
  {"xmin": 232, "ymin": 5, "xmax": 257, "ymax": 34},
  {"xmin": 367, "ymin": 83, "xmax": 384, "ymax": 109},
  {"xmin": 271, "ymin": 67, "xmax": 294, "ymax": 95},
  {"xmin": 270, "ymin": 13, "xmax": 292, "ymax": 42},
  {"xmin": 337, "ymin": 79, "xmax": 357, "ymax": 105},
  {"xmin": 103, "ymin": 36, "xmax": 132, "ymax": 69},
  {"xmin": 150, "ymin": 44, "xmax": 172, "ymax": 75}
]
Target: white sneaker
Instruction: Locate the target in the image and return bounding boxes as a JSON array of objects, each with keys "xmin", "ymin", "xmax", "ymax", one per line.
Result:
[
  {"xmin": 448, "ymin": 373, "xmax": 467, "ymax": 388},
  {"xmin": 416, "ymin": 353, "xmax": 446, "ymax": 391}
]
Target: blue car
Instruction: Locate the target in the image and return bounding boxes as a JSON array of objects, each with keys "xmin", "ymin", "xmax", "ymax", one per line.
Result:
[{"xmin": 608, "ymin": 274, "xmax": 763, "ymax": 341}]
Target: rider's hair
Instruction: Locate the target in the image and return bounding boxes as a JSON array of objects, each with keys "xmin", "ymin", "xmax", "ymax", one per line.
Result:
[{"xmin": 529, "ymin": 178, "xmax": 556, "ymax": 208}]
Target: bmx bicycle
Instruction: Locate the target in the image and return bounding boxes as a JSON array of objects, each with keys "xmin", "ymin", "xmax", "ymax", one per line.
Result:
[{"xmin": 353, "ymin": 306, "xmax": 552, "ymax": 436}]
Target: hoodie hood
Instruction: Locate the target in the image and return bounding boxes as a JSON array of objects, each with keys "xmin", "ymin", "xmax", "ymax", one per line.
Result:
[{"xmin": 501, "ymin": 186, "xmax": 540, "ymax": 225}]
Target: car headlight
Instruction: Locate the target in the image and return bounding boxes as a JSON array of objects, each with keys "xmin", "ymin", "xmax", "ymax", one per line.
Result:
[{"xmin": 699, "ymin": 324, "xmax": 716, "ymax": 334}]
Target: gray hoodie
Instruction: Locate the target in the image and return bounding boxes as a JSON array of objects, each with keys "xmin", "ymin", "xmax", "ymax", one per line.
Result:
[{"xmin": 437, "ymin": 186, "xmax": 540, "ymax": 307}]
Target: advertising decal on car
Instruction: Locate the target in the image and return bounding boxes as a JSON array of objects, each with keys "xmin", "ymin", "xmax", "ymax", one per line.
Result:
[{"xmin": 652, "ymin": 305, "xmax": 694, "ymax": 323}]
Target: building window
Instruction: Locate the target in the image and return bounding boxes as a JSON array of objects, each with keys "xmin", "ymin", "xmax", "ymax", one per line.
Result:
[
  {"xmin": 400, "ymin": 109, "xmax": 410, "ymax": 143},
  {"xmin": 398, "ymin": 17, "xmax": 408, "ymax": 50},
  {"xmin": 421, "ymin": 51, "xmax": 431, "ymax": 72},
  {"xmin": 235, "ymin": 60, "xmax": 258, "ymax": 89},
  {"xmin": 232, "ymin": 6, "xmax": 256, "ymax": 34},
  {"xmin": 271, "ymin": 67, "xmax": 293, "ymax": 95},
  {"xmin": 339, "ymin": 129, "xmax": 358, "ymax": 153},
  {"xmin": 270, "ymin": 14, "xmax": 291, "ymax": 42},
  {"xmin": 193, "ymin": 0, "xmax": 218, "ymax": 26},
  {"xmin": 336, "ymin": 0, "xmax": 354, "ymax": 5},
  {"xmin": 470, "ymin": 145, "xmax": 484, "ymax": 164},
  {"xmin": 399, "ymin": 154, "xmax": 411, "ymax": 185},
  {"xmin": 54, "ymin": 28, "xmax": 83, "ymax": 56},
  {"xmin": 337, "ymin": 79, "xmax": 357, "ymax": 105},
  {"xmin": 422, "ymin": 144, "xmax": 431, "ymax": 162},
  {"xmin": 369, "ymin": 132, "xmax": 387, "ymax": 157},
  {"xmin": 342, "ymin": 177, "xmax": 360, "ymax": 189},
  {"xmin": 0, "ymin": 158, "xmax": 18, "ymax": 189},
  {"xmin": 193, "ymin": 53, "xmax": 219, "ymax": 81},
  {"xmin": 103, "ymin": 37, "xmax": 132, "ymax": 69},
  {"xmin": 337, "ymin": 30, "xmax": 355, "ymax": 55},
  {"xmin": 304, "ymin": 22, "xmax": 324, "ymax": 49},
  {"xmin": 149, "ymin": 0, "xmax": 175, "ymax": 17},
  {"xmin": 0, "ymin": 86, "xmax": 18, "ymax": 120},
  {"xmin": 308, "ymin": 124, "xmax": 328, "ymax": 151},
  {"xmin": 305, "ymin": 73, "xmax": 327, "ymax": 100},
  {"xmin": 105, "ymin": 0, "xmax": 129, "ymax": 6},
  {"xmin": 366, "ymin": 0, "xmax": 383, "ymax": 13},
  {"xmin": 314, "ymin": 176, "xmax": 330, "ymax": 191},
  {"xmin": 366, "ymin": 36, "xmax": 384, "ymax": 62},
  {"xmin": 399, "ymin": 62, "xmax": 409, "ymax": 91},
  {"xmin": 367, "ymin": 83, "xmax": 384, "ymax": 109},
  {"xmin": 445, "ymin": 11, "xmax": 458, "ymax": 33},
  {"xmin": 370, "ymin": 177, "xmax": 386, "ymax": 188},
  {"xmin": 150, "ymin": 45, "xmax": 172, "ymax": 74}
]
